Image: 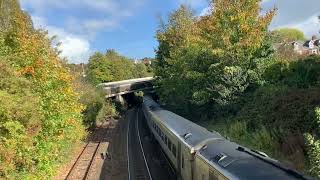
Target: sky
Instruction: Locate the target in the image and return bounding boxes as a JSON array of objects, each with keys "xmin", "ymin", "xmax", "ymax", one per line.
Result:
[{"xmin": 20, "ymin": 0, "xmax": 320, "ymax": 64}]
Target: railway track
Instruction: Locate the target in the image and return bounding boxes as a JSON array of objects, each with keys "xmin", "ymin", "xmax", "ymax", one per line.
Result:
[
  {"xmin": 65, "ymin": 134, "xmax": 102, "ymax": 180},
  {"xmin": 136, "ymin": 109, "xmax": 152, "ymax": 180},
  {"xmin": 127, "ymin": 108, "xmax": 152, "ymax": 180}
]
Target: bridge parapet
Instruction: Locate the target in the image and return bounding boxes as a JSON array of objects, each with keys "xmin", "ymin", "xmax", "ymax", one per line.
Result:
[{"xmin": 98, "ymin": 77, "xmax": 155, "ymax": 98}]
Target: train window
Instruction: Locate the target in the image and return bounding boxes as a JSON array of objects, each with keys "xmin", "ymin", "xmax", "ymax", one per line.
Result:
[
  {"xmin": 182, "ymin": 154, "xmax": 184, "ymax": 169},
  {"xmin": 172, "ymin": 144, "xmax": 177, "ymax": 157},
  {"xmin": 164, "ymin": 136, "xmax": 168, "ymax": 145},
  {"xmin": 167, "ymin": 139, "xmax": 172, "ymax": 150}
]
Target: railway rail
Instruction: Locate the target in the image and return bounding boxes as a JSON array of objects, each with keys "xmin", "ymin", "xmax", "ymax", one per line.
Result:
[
  {"xmin": 136, "ymin": 109, "xmax": 153, "ymax": 180},
  {"xmin": 127, "ymin": 108, "xmax": 152, "ymax": 180},
  {"xmin": 65, "ymin": 142, "xmax": 101, "ymax": 180},
  {"xmin": 65, "ymin": 132, "xmax": 103, "ymax": 180}
]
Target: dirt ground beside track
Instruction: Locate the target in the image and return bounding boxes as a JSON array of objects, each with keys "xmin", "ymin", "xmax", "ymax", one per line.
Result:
[{"xmin": 53, "ymin": 116, "xmax": 128, "ymax": 180}]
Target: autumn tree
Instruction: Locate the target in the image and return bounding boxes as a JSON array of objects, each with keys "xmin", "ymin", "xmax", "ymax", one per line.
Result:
[
  {"xmin": 155, "ymin": 0, "xmax": 275, "ymax": 114},
  {"xmin": 0, "ymin": 0, "xmax": 85, "ymax": 178}
]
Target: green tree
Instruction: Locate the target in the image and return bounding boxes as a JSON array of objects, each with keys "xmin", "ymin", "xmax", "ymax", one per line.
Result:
[
  {"xmin": 87, "ymin": 49, "xmax": 152, "ymax": 85},
  {"xmin": 87, "ymin": 52, "xmax": 114, "ymax": 85},
  {"xmin": 135, "ymin": 63, "xmax": 149, "ymax": 78},
  {"xmin": 154, "ymin": 5, "xmax": 197, "ymax": 112},
  {"xmin": 271, "ymin": 28, "xmax": 306, "ymax": 43},
  {"xmin": 106, "ymin": 50, "xmax": 135, "ymax": 81}
]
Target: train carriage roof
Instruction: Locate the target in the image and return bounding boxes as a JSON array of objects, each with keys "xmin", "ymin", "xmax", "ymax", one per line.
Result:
[
  {"xmin": 143, "ymin": 96, "xmax": 311, "ymax": 180},
  {"xmin": 197, "ymin": 140, "xmax": 310, "ymax": 180},
  {"xmin": 143, "ymin": 96, "xmax": 223, "ymax": 149}
]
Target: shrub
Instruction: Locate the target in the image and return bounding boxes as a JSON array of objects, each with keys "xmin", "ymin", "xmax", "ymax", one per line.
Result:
[
  {"xmin": 0, "ymin": 61, "xmax": 44, "ymax": 177},
  {"xmin": 0, "ymin": 1, "xmax": 86, "ymax": 178},
  {"xmin": 305, "ymin": 107, "xmax": 320, "ymax": 178},
  {"xmin": 79, "ymin": 84, "xmax": 104, "ymax": 128},
  {"xmin": 79, "ymin": 84, "xmax": 118, "ymax": 128},
  {"xmin": 305, "ymin": 133, "xmax": 320, "ymax": 178},
  {"xmin": 265, "ymin": 56, "xmax": 320, "ymax": 87}
]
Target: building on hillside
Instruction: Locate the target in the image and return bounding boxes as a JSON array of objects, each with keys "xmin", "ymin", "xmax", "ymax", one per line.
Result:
[
  {"xmin": 291, "ymin": 37, "xmax": 320, "ymax": 55},
  {"xmin": 134, "ymin": 58, "xmax": 153, "ymax": 65},
  {"xmin": 142, "ymin": 58, "xmax": 152, "ymax": 65},
  {"xmin": 134, "ymin": 59, "xmax": 140, "ymax": 64}
]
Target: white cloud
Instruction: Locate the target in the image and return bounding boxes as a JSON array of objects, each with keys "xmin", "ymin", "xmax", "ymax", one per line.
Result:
[
  {"xmin": 199, "ymin": 6, "xmax": 212, "ymax": 16},
  {"xmin": 21, "ymin": 0, "xmax": 145, "ymax": 63},
  {"xmin": 273, "ymin": 14, "xmax": 320, "ymax": 38},
  {"xmin": 59, "ymin": 36, "xmax": 90, "ymax": 64},
  {"xmin": 32, "ymin": 16, "xmax": 91, "ymax": 64}
]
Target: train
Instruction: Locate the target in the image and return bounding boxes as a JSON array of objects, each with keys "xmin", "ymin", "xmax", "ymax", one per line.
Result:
[{"xmin": 141, "ymin": 95, "xmax": 312, "ymax": 180}]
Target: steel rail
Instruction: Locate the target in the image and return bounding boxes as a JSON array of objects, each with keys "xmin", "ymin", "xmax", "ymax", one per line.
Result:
[{"xmin": 136, "ymin": 109, "xmax": 153, "ymax": 180}]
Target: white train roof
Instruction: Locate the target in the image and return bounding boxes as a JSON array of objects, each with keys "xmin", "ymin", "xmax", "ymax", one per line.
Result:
[
  {"xmin": 143, "ymin": 96, "xmax": 224, "ymax": 150},
  {"xmin": 143, "ymin": 96, "xmax": 311, "ymax": 180}
]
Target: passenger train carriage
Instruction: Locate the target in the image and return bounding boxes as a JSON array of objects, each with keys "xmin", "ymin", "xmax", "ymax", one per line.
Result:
[{"xmin": 141, "ymin": 96, "xmax": 312, "ymax": 180}]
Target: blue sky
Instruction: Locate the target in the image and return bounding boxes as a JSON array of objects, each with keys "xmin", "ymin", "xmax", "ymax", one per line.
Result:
[{"xmin": 20, "ymin": 0, "xmax": 320, "ymax": 64}]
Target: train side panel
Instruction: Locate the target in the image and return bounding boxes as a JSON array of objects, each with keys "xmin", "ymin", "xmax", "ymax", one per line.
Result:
[
  {"xmin": 143, "ymin": 107, "xmax": 195, "ymax": 180},
  {"xmin": 143, "ymin": 108, "xmax": 179, "ymax": 171},
  {"xmin": 180, "ymin": 143, "xmax": 194, "ymax": 180},
  {"xmin": 194, "ymin": 155, "xmax": 229, "ymax": 180}
]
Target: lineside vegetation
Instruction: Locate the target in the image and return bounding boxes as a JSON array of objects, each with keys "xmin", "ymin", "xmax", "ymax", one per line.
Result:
[
  {"xmin": 0, "ymin": 1, "xmax": 147, "ymax": 178},
  {"xmin": 154, "ymin": 0, "xmax": 320, "ymax": 177},
  {"xmin": 0, "ymin": 1, "xmax": 86, "ymax": 178}
]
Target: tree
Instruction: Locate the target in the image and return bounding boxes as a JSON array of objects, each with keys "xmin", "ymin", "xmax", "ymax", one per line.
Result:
[
  {"xmin": 0, "ymin": 1, "xmax": 85, "ymax": 178},
  {"xmin": 194, "ymin": 0, "xmax": 275, "ymax": 105},
  {"xmin": 86, "ymin": 49, "xmax": 151, "ymax": 85},
  {"xmin": 87, "ymin": 52, "xmax": 114, "ymax": 85},
  {"xmin": 154, "ymin": 0, "xmax": 275, "ymax": 111},
  {"xmin": 154, "ymin": 5, "xmax": 197, "ymax": 112},
  {"xmin": 271, "ymin": 28, "xmax": 306, "ymax": 43},
  {"xmin": 134, "ymin": 63, "xmax": 149, "ymax": 78}
]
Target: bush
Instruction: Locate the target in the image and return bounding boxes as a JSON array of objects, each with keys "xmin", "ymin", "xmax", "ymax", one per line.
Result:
[
  {"xmin": 265, "ymin": 56, "xmax": 320, "ymax": 87},
  {"xmin": 305, "ymin": 133, "xmax": 320, "ymax": 178},
  {"xmin": 305, "ymin": 107, "xmax": 320, "ymax": 178},
  {"xmin": 220, "ymin": 121, "xmax": 279, "ymax": 155},
  {"xmin": 0, "ymin": 1, "xmax": 86, "ymax": 178},
  {"xmin": 79, "ymin": 85, "xmax": 105, "ymax": 128},
  {"xmin": 79, "ymin": 84, "xmax": 117, "ymax": 128},
  {"xmin": 0, "ymin": 61, "xmax": 43, "ymax": 177}
]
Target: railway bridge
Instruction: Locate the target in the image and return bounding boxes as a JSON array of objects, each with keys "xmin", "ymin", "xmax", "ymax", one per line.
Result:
[{"xmin": 98, "ymin": 77, "xmax": 155, "ymax": 102}]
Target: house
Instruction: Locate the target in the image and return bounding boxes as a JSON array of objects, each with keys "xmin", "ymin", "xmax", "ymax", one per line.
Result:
[
  {"xmin": 292, "ymin": 37, "xmax": 320, "ymax": 55},
  {"xmin": 134, "ymin": 58, "xmax": 153, "ymax": 65}
]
